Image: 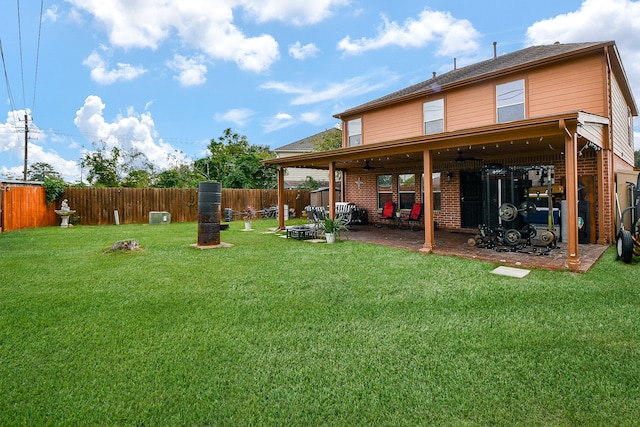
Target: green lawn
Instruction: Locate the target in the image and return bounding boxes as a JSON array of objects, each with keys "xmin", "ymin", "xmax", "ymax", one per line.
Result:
[{"xmin": 1, "ymin": 221, "xmax": 638, "ymax": 426}]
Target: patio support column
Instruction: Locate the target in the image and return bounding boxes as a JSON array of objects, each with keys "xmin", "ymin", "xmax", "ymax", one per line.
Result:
[
  {"xmin": 277, "ymin": 166, "xmax": 285, "ymax": 230},
  {"xmin": 596, "ymin": 146, "xmax": 609, "ymax": 244},
  {"xmin": 420, "ymin": 149, "xmax": 436, "ymax": 253},
  {"xmin": 563, "ymin": 120, "xmax": 581, "ymax": 270},
  {"xmin": 328, "ymin": 161, "xmax": 336, "ymax": 219}
]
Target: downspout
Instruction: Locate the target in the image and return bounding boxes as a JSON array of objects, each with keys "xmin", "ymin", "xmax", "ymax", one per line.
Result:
[{"xmin": 603, "ymin": 45, "xmax": 616, "ymax": 243}]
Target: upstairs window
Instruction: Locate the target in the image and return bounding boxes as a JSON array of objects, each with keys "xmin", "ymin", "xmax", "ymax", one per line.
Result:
[
  {"xmin": 423, "ymin": 99, "xmax": 444, "ymax": 134},
  {"xmin": 496, "ymin": 80, "xmax": 525, "ymax": 123},
  {"xmin": 347, "ymin": 118, "xmax": 362, "ymax": 147}
]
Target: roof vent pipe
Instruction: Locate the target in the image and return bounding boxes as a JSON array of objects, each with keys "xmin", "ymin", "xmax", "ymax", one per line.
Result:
[
  {"xmin": 493, "ymin": 41, "xmax": 497, "ymax": 58},
  {"xmin": 454, "ymin": 57, "xmax": 457, "ymax": 70},
  {"xmin": 432, "ymin": 71, "xmax": 436, "ymax": 78}
]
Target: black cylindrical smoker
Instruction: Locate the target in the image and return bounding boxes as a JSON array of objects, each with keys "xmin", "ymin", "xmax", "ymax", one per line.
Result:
[{"xmin": 198, "ymin": 182, "xmax": 221, "ymax": 246}]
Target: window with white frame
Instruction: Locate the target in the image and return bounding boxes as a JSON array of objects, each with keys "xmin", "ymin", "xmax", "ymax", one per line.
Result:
[
  {"xmin": 398, "ymin": 174, "xmax": 416, "ymax": 210},
  {"xmin": 347, "ymin": 118, "xmax": 362, "ymax": 147},
  {"xmin": 377, "ymin": 175, "xmax": 392, "ymax": 209},
  {"xmin": 629, "ymin": 107, "xmax": 634, "ymax": 148},
  {"xmin": 421, "ymin": 173, "xmax": 441, "ymax": 211},
  {"xmin": 496, "ymin": 79, "xmax": 525, "ymax": 123},
  {"xmin": 423, "ymin": 99, "xmax": 444, "ymax": 134}
]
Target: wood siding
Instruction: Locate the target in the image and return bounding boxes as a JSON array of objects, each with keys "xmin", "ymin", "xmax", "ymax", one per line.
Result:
[
  {"xmin": 611, "ymin": 72, "xmax": 635, "ymax": 162},
  {"xmin": 363, "ymin": 101, "xmax": 423, "ymax": 144},
  {"xmin": 355, "ymin": 53, "xmax": 612, "ymax": 143},
  {"xmin": 0, "ymin": 187, "xmax": 310, "ymax": 231},
  {"xmin": 528, "ymin": 54, "xmax": 606, "ymax": 118},
  {"xmin": 446, "ymin": 84, "xmax": 496, "ymax": 130}
]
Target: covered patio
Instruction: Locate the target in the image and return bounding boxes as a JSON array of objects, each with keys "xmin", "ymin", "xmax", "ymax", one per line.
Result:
[
  {"xmin": 342, "ymin": 225, "xmax": 608, "ymax": 273},
  {"xmin": 264, "ymin": 111, "xmax": 611, "ymax": 272}
]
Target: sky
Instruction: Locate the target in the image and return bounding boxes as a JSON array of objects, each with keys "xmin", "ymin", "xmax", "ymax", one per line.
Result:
[{"xmin": 1, "ymin": 0, "xmax": 639, "ymax": 182}]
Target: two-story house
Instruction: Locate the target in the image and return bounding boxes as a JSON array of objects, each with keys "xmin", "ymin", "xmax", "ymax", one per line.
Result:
[{"xmin": 264, "ymin": 41, "xmax": 638, "ymax": 271}]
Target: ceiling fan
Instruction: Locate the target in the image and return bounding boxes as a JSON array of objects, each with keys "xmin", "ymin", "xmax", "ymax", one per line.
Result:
[
  {"xmin": 363, "ymin": 160, "xmax": 382, "ymax": 171},
  {"xmin": 455, "ymin": 150, "xmax": 481, "ymax": 163}
]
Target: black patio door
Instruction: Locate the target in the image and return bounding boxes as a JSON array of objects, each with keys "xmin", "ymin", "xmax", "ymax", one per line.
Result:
[{"xmin": 460, "ymin": 170, "xmax": 483, "ymax": 228}]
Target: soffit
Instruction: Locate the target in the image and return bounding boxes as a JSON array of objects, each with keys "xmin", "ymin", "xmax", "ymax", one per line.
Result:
[{"xmin": 263, "ymin": 112, "xmax": 585, "ymax": 172}]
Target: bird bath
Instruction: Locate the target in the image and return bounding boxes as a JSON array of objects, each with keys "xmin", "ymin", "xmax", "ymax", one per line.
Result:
[{"xmin": 54, "ymin": 199, "xmax": 76, "ymax": 228}]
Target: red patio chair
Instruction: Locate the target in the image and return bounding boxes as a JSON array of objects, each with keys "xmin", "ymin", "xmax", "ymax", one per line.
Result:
[
  {"xmin": 400, "ymin": 203, "xmax": 423, "ymax": 231},
  {"xmin": 375, "ymin": 201, "xmax": 396, "ymax": 228}
]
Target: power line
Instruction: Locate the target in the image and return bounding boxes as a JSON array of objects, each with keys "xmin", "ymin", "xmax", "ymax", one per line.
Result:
[
  {"xmin": 16, "ymin": 0, "xmax": 26, "ymax": 108},
  {"xmin": 31, "ymin": 0, "xmax": 44, "ymax": 112},
  {"xmin": 0, "ymin": 38, "xmax": 19, "ymax": 121}
]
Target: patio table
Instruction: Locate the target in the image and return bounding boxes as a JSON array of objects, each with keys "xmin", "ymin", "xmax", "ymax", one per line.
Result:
[{"xmin": 286, "ymin": 226, "xmax": 318, "ymax": 240}]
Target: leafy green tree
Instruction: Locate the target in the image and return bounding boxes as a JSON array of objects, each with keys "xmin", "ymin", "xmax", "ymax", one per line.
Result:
[
  {"xmin": 28, "ymin": 162, "xmax": 62, "ymax": 181},
  {"xmin": 311, "ymin": 127, "xmax": 342, "ymax": 152},
  {"xmin": 297, "ymin": 176, "xmax": 319, "ymax": 190},
  {"xmin": 153, "ymin": 164, "xmax": 200, "ymax": 188},
  {"xmin": 42, "ymin": 176, "xmax": 66, "ymax": 207},
  {"xmin": 194, "ymin": 128, "xmax": 276, "ymax": 188},
  {"xmin": 635, "ymin": 149, "xmax": 639, "ymax": 168},
  {"xmin": 81, "ymin": 142, "xmax": 155, "ymax": 187}
]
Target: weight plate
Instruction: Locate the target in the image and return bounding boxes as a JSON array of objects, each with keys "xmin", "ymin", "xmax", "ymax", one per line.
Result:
[
  {"xmin": 519, "ymin": 200, "xmax": 537, "ymax": 217},
  {"xmin": 521, "ymin": 224, "xmax": 537, "ymax": 239},
  {"xmin": 540, "ymin": 230, "xmax": 556, "ymax": 244},
  {"xmin": 505, "ymin": 229, "xmax": 521, "ymax": 245},
  {"xmin": 499, "ymin": 203, "xmax": 518, "ymax": 221}
]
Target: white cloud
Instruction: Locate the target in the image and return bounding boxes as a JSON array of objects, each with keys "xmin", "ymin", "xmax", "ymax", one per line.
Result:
[
  {"xmin": 74, "ymin": 95, "xmax": 188, "ymax": 171},
  {"xmin": 526, "ymin": 0, "xmax": 640, "ymax": 147},
  {"xmin": 0, "ymin": 110, "xmax": 79, "ymax": 180},
  {"xmin": 67, "ymin": 0, "xmax": 350, "ymax": 72},
  {"xmin": 45, "ymin": 5, "xmax": 59, "ymax": 22},
  {"xmin": 263, "ymin": 112, "xmax": 294, "ymax": 133},
  {"xmin": 261, "ymin": 70, "xmax": 399, "ymax": 105},
  {"xmin": 289, "ymin": 42, "xmax": 320, "ymax": 60},
  {"xmin": 337, "ymin": 8, "xmax": 480, "ymax": 57},
  {"xmin": 241, "ymin": 0, "xmax": 349, "ymax": 25},
  {"xmin": 300, "ymin": 112, "xmax": 322, "ymax": 125},
  {"xmin": 82, "ymin": 50, "xmax": 147, "ymax": 84},
  {"xmin": 215, "ymin": 108, "xmax": 255, "ymax": 127},
  {"xmin": 167, "ymin": 54, "xmax": 208, "ymax": 86}
]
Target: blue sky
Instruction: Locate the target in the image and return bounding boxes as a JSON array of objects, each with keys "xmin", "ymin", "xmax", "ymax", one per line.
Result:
[{"xmin": 1, "ymin": 0, "xmax": 639, "ymax": 181}]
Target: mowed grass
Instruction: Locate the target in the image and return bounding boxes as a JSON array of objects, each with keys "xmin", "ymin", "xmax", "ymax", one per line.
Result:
[{"xmin": 1, "ymin": 220, "xmax": 639, "ymax": 426}]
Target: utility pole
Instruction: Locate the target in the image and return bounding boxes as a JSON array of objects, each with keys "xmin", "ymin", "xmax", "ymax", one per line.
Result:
[{"xmin": 23, "ymin": 113, "xmax": 28, "ymax": 181}]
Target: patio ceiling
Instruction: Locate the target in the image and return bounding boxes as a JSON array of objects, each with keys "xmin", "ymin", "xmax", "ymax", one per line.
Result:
[{"xmin": 263, "ymin": 111, "xmax": 607, "ymax": 173}]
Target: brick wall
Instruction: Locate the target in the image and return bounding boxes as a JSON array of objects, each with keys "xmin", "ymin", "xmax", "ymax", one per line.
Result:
[{"xmin": 341, "ymin": 150, "xmax": 611, "ymax": 242}]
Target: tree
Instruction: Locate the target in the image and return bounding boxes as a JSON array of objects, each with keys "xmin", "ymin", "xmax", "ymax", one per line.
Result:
[
  {"xmin": 27, "ymin": 162, "xmax": 62, "ymax": 181},
  {"xmin": 635, "ymin": 149, "xmax": 639, "ymax": 168},
  {"xmin": 81, "ymin": 141, "xmax": 155, "ymax": 187},
  {"xmin": 311, "ymin": 127, "xmax": 342, "ymax": 152},
  {"xmin": 153, "ymin": 164, "xmax": 200, "ymax": 188},
  {"xmin": 194, "ymin": 128, "xmax": 277, "ymax": 188}
]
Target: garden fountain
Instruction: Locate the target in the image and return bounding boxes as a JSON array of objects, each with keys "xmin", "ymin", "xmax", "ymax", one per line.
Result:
[{"xmin": 54, "ymin": 199, "xmax": 76, "ymax": 228}]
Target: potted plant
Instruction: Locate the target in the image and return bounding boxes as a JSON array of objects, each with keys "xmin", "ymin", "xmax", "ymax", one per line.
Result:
[
  {"xmin": 243, "ymin": 205, "xmax": 256, "ymax": 231},
  {"xmin": 320, "ymin": 215, "xmax": 348, "ymax": 244}
]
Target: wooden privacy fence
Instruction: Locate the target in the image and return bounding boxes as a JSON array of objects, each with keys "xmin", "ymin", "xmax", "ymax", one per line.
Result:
[
  {"xmin": 67, "ymin": 188, "xmax": 310, "ymax": 225},
  {"xmin": 0, "ymin": 184, "xmax": 57, "ymax": 231},
  {"xmin": 0, "ymin": 186, "xmax": 310, "ymax": 230}
]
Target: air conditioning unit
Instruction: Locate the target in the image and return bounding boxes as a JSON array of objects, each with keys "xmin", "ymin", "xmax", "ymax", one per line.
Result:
[{"xmin": 149, "ymin": 211, "xmax": 171, "ymax": 225}]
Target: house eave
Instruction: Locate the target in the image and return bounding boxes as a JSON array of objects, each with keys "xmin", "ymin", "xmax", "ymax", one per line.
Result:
[
  {"xmin": 334, "ymin": 42, "xmax": 623, "ymax": 120},
  {"xmin": 264, "ymin": 111, "xmax": 587, "ymax": 170}
]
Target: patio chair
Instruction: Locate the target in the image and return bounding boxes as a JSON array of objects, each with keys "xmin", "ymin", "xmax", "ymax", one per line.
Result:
[
  {"xmin": 375, "ymin": 201, "xmax": 396, "ymax": 228},
  {"xmin": 399, "ymin": 203, "xmax": 423, "ymax": 231}
]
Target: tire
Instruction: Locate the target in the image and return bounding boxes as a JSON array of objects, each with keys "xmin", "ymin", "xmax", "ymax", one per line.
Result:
[{"xmin": 616, "ymin": 230, "xmax": 634, "ymax": 264}]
